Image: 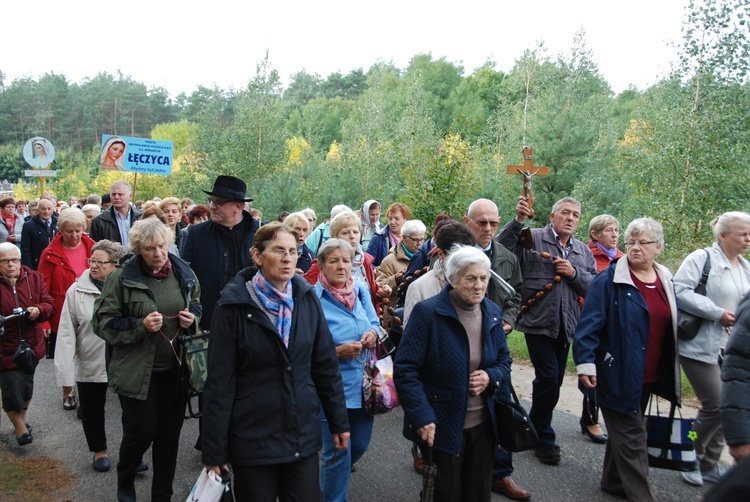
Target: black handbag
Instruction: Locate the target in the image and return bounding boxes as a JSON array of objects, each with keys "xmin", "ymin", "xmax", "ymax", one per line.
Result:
[
  {"xmin": 677, "ymin": 249, "xmax": 711, "ymax": 341},
  {"xmin": 14, "ymin": 339, "xmax": 39, "ymax": 375},
  {"xmin": 644, "ymin": 396, "xmax": 698, "ymax": 472},
  {"xmin": 493, "ymin": 370, "xmax": 539, "ymax": 452}
]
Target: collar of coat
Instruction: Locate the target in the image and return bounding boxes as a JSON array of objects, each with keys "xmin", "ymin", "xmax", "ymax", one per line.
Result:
[
  {"xmin": 118, "ymin": 253, "xmax": 196, "ymax": 292},
  {"xmin": 612, "ymin": 256, "xmax": 672, "ymax": 290},
  {"xmin": 541, "ymin": 224, "xmax": 583, "ymax": 255},
  {"xmin": 433, "ymin": 284, "xmax": 503, "ymax": 326}
]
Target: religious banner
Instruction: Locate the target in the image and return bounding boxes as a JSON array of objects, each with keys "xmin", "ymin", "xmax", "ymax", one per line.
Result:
[
  {"xmin": 23, "ymin": 137, "xmax": 57, "ymax": 177},
  {"xmin": 100, "ymin": 134, "xmax": 174, "ymax": 175}
]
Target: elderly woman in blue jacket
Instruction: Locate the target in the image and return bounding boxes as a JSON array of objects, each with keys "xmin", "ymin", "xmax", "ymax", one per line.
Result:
[
  {"xmin": 314, "ymin": 238, "xmax": 380, "ymax": 502},
  {"xmin": 574, "ymin": 218, "xmax": 680, "ymax": 502},
  {"xmin": 395, "ymin": 245, "xmax": 511, "ymax": 502}
]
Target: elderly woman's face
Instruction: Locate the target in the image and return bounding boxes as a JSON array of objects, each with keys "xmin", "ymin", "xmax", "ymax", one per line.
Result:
[
  {"xmin": 321, "ymin": 247, "xmax": 353, "ymax": 288},
  {"xmin": 88, "ymin": 249, "xmax": 117, "ymax": 282},
  {"xmin": 61, "ymin": 223, "xmax": 84, "ymax": 248},
  {"xmin": 594, "ymin": 224, "xmax": 619, "ymax": 249},
  {"xmin": 402, "ymin": 232, "xmax": 425, "ymax": 254},
  {"xmin": 626, "ymin": 232, "xmax": 660, "ymax": 270},
  {"xmin": 721, "ymin": 223, "xmax": 750, "ymax": 257},
  {"xmin": 452, "ymin": 263, "xmax": 489, "ymax": 305},
  {"xmin": 336, "ymin": 225, "xmax": 361, "ymax": 250},
  {"xmin": 387, "ymin": 211, "xmax": 406, "ymax": 237},
  {"xmin": 141, "ymin": 240, "xmax": 170, "ymax": 271},
  {"xmin": 163, "ymin": 204, "xmax": 181, "ymax": 227},
  {"xmin": 252, "ymin": 232, "xmax": 297, "ymax": 289},
  {"xmin": 84, "ymin": 209, "xmax": 99, "ymax": 229},
  {"xmin": 2, "ymin": 203, "xmax": 16, "ymax": 216},
  {"xmin": 0, "ymin": 251, "xmax": 21, "ymax": 280},
  {"xmin": 290, "ymin": 220, "xmax": 309, "ymax": 248}
]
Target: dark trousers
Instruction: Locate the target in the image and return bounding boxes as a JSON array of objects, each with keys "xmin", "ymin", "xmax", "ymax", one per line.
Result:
[
  {"xmin": 525, "ymin": 332, "xmax": 569, "ymax": 446},
  {"xmin": 117, "ymin": 367, "xmax": 184, "ymax": 502},
  {"xmin": 580, "ymin": 383, "xmax": 600, "ymax": 426},
  {"xmin": 232, "ymin": 453, "xmax": 321, "ymax": 502},
  {"xmin": 492, "ymin": 446, "xmax": 514, "ymax": 479},
  {"xmin": 77, "ymin": 381, "xmax": 108, "ymax": 452},
  {"xmin": 430, "ymin": 420, "xmax": 494, "ymax": 502},
  {"xmin": 600, "ymin": 387, "xmax": 654, "ymax": 502}
]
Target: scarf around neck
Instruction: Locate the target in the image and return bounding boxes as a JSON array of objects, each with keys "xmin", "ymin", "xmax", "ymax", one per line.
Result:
[
  {"xmin": 140, "ymin": 256, "xmax": 173, "ymax": 279},
  {"xmin": 595, "ymin": 241, "xmax": 619, "ymax": 261},
  {"xmin": 400, "ymin": 241, "xmax": 415, "ymax": 259},
  {"xmin": 319, "ymin": 273, "xmax": 356, "ymax": 311},
  {"xmin": 252, "ymin": 272, "xmax": 294, "ymax": 346}
]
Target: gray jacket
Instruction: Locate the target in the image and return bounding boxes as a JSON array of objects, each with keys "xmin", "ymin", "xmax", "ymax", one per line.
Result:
[
  {"xmin": 497, "ymin": 219, "xmax": 596, "ymax": 340},
  {"xmin": 675, "ymin": 243, "xmax": 750, "ymax": 364}
]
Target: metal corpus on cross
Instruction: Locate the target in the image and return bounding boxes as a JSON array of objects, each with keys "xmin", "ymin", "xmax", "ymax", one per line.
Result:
[{"xmin": 506, "ymin": 146, "xmax": 549, "ymax": 219}]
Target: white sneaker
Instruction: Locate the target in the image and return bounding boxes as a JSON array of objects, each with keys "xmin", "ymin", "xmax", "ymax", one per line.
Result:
[
  {"xmin": 701, "ymin": 464, "xmax": 727, "ymax": 484},
  {"xmin": 681, "ymin": 469, "xmax": 703, "ymax": 486}
]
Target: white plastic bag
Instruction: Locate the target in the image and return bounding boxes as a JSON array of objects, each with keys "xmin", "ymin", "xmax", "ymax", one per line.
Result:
[{"xmin": 186, "ymin": 468, "xmax": 227, "ymax": 502}]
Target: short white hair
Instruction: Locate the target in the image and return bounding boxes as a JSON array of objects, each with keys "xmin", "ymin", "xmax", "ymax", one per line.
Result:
[
  {"xmin": 401, "ymin": 220, "xmax": 426, "ymax": 237},
  {"xmin": 444, "ymin": 245, "xmax": 491, "ymax": 284},
  {"xmin": 0, "ymin": 242, "xmax": 21, "ymax": 258}
]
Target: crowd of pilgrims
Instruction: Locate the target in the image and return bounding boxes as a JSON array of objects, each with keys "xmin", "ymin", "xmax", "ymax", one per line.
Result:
[{"xmin": 1, "ymin": 174, "xmax": 749, "ymax": 501}]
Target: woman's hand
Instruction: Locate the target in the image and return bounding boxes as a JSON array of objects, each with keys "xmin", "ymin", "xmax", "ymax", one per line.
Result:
[
  {"xmin": 579, "ymin": 375, "xmax": 597, "ymax": 388},
  {"xmin": 143, "ymin": 311, "xmax": 163, "ymax": 333},
  {"xmin": 204, "ymin": 464, "xmax": 229, "ymax": 477},
  {"xmin": 360, "ymin": 330, "xmax": 377, "ymax": 349},
  {"xmin": 376, "ymin": 284, "xmax": 391, "ymax": 298},
  {"xmin": 469, "ymin": 370, "xmax": 490, "ymax": 396},
  {"xmin": 417, "ymin": 423, "xmax": 436, "ymax": 446},
  {"xmin": 719, "ymin": 310, "xmax": 736, "ymax": 327},
  {"xmin": 336, "ymin": 342, "xmax": 363, "ymax": 359},
  {"xmin": 395, "ymin": 269, "xmax": 406, "ymax": 284},
  {"xmin": 27, "ymin": 306, "xmax": 40, "ymax": 321},
  {"xmin": 177, "ymin": 308, "xmax": 195, "ymax": 328}
]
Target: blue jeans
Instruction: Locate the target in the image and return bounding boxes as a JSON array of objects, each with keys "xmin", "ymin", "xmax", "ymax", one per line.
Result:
[{"xmin": 320, "ymin": 408, "xmax": 374, "ymax": 502}]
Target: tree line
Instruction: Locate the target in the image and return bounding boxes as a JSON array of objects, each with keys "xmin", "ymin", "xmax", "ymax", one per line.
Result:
[{"xmin": 0, "ymin": 0, "xmax": 747, "ymax": 266}]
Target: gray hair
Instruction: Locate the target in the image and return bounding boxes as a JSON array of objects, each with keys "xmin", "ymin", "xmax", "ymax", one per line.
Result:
[
  {"xmin": 317, "ymin": 238, "xmax": 355, "ymax": 265},
  {"xmin": 57, "ymin": 207, "xmax": 87, "ymax": 230},
  {"xmin": 711, "ymin": 211, "xmax": 750, "ymax": 240},
  {"xmin": 110, "ymin": 180, "xmax": 132, "ymax": 194},
  {"xmin": 283, "ymin": 212, "xmax": 310, "ymax": 233},
  {"xmin": 301, "ymin": 208, "xmax": 317, "ymax": 222},
  {"xmin": 588, "ymin": 214, "xmax": 620, "ymax": 239},
  {"xmin": 330, "ymin": 204, "xmax": 352, "ymax": 220},
  {"xmin": 91, "ymin": 239, "xmax": 127, "ymax": 262},
  {"xmin": 81, "ymin": 203, "xmax": 101, "ymax": 215},
  {"xmin": 86, "ymin": 194, "xmax": 102, "ymax": 205},
  {"xmin": 37, "ymin": 198, "xmax": 54, "ymax": 210},
  {"xmin": 0, "ymin": 242, "xmax": 21, "ymax": 258},
  {"xmin": 128, "ymin": 218, "xmax": 175, "ymax": 255},
  {"xmin": 551, "ymin": 197, "xmax": 582, "ymax": 215},
  {"xmin": 625, "ymin": 218, "xmax": 664, "ymax": 248},
  {"xmin": 401, "ymin": 220, "xmax": 427, "ymax": 238},
  {"xmin": 444, "ymin": 244, "xmax": 491, "ymax": 284}
]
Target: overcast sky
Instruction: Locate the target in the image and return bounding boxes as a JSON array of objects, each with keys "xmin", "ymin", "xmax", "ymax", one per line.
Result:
[{"xmin": 1, "ymin": 0, "xmax": 689, "ymax": 97}]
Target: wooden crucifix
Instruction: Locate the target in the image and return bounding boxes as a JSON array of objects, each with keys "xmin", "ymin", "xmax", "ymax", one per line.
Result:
[{"xmin": 506, "ymin": 146, "xmax": 549, "ymax": 219}]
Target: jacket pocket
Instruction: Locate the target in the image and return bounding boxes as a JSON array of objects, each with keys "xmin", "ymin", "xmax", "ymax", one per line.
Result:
[{"xmin": 424, "ymin": 384, "xmax": 452, "ymax": 402}]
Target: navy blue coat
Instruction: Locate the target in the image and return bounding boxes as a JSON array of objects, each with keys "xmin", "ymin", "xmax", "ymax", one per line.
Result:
[
  {"xmin": 394, "ymin": 286, "xmax": 511, "ymax": 456},
  {"xmin": 366, "ymin": 226, "xmax": 394, "ymax": 267},
  {"xmin": 21, "ymin": 214, "xmax": 57, "ymax": 270},
  {"xmin": 573, "ymin": 258, "xmax": 681, "ymax": 416},
  {"xmin": 201, "ymin": 269, "xmax": 349, "ymax": 467},
  {"xmin": 182, "ymin": 213, "xmax": 258, "ymax": 330}
]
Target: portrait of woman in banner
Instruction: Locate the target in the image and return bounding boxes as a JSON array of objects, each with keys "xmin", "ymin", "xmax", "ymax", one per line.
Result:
[
  {"xmin": 23, "ymin": 137, "xmax": 56, "ymax": 169},
  {"xmin": 100, "ymin": 136, "xmax": 127, "ymax": 171}
]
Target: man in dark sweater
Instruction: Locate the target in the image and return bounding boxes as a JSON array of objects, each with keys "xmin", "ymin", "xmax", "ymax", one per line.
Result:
[{"xmin": 89, "ymin": 181, "xmax": 143, "ymax": 247}]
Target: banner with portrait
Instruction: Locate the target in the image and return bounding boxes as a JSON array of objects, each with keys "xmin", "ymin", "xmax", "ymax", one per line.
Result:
[{"xmin": 100, "ymin": 135, "xmax": 174, "ymax": 175}]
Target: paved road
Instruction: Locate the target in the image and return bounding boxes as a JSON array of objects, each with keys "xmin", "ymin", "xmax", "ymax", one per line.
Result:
[{"xmin": 2, "ymin": 359, "xmax": 712, "ymax": 501}]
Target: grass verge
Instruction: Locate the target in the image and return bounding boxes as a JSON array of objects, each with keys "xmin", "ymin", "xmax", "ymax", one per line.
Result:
[{"xmin": 0, "ymin": 443, "xmax": 76, "ymax": 502}]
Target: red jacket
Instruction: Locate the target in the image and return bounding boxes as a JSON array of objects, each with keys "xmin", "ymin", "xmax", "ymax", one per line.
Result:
[
  {"xmin": 0, "ymin": 266, "xmax": 55, "ymax": 370},
  {"xmin": 588, "ymin": 239, "xmax": 625, "ymax": 273},
  {"xmin": 305, "ymin": 252, "xmax": 380, "ymax": 312},
  {"xmin": 38, "ymin": 233, "xmax": 95, "ymax": 332}
]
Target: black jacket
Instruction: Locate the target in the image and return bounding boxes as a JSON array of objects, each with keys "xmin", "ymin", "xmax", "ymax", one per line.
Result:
[
  {"xmin": 182, "ymin": 213, "xmax": 257, "ymax": 330},
  {"xmin": 201, "ymin": 269, "xmax": 349, "ymax": 467},
  {"xmin": 89, "ymin": 205, "xmax": 144, "ymax": 245},
  {"xmin": 21, "ymin": 215, "xmax": 58, "ymax": 270}
]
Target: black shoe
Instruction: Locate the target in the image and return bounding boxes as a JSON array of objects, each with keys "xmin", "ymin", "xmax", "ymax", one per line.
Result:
[
  {"xmin": 535, "ymin": 444, "xmax": 561, "ymax": 465},
  {"xmin": 17, "ymin": 432, "xmax": 33, "ymax": 446},
  {"xmin": 93, "ymin": 456, "xmax": 111, "ymax": 472},
  {"xmin": 601, "ymin": 486, "xmax": 627, "ymax": 499},
  {"xmin": 25, "ymin": 423, "xmax": 32, "ymax": 434},
  {"xmin": 580, "ymin": 422, "xmax": 608, "ymax": 444},
  {"xmin": 136, "ymin": 461, "xmax": 149, "ymax": 473}
]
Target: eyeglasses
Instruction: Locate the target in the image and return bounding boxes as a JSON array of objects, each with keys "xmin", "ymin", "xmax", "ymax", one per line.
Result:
[
  {"xmin": 467, "ymin": 216, "xmax": 500, "ymax": 229},
  {"xmin": 626, "ymin": 240, "xmax": 657, "ymax": 248},
  {"xmin": 206, "ymin": 198, "xmax": 231, "ymax": 208},
  {"xmin": 404, "ymin": 235, "xmax": 425, "ymax": 244},
  {"xmin": 265, "ymin": 248, "xmax": 300, "ymax": 259},
  {"xmin": 0, "ymin": 258, "xmax": 20, "ymax": 265},
  {"xmin": 88, "ymin": 259, "xmax": 116, "ymax": 267}
]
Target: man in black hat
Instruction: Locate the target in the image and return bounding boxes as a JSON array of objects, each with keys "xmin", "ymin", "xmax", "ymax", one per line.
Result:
[{"xmin": 182, "ymin": 175, "xmax": 258, "ymax": 331}]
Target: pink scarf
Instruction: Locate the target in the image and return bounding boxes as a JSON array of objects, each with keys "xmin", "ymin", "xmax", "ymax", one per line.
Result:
[{"xmin": 319, "ymin": 273, "xmax": 356, "ymax": 311}]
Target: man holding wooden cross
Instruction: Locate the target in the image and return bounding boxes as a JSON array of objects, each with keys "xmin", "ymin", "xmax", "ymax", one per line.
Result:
[{"xmin": 498, "ymin": 149, "xmax": 597, "ymax": 466}]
